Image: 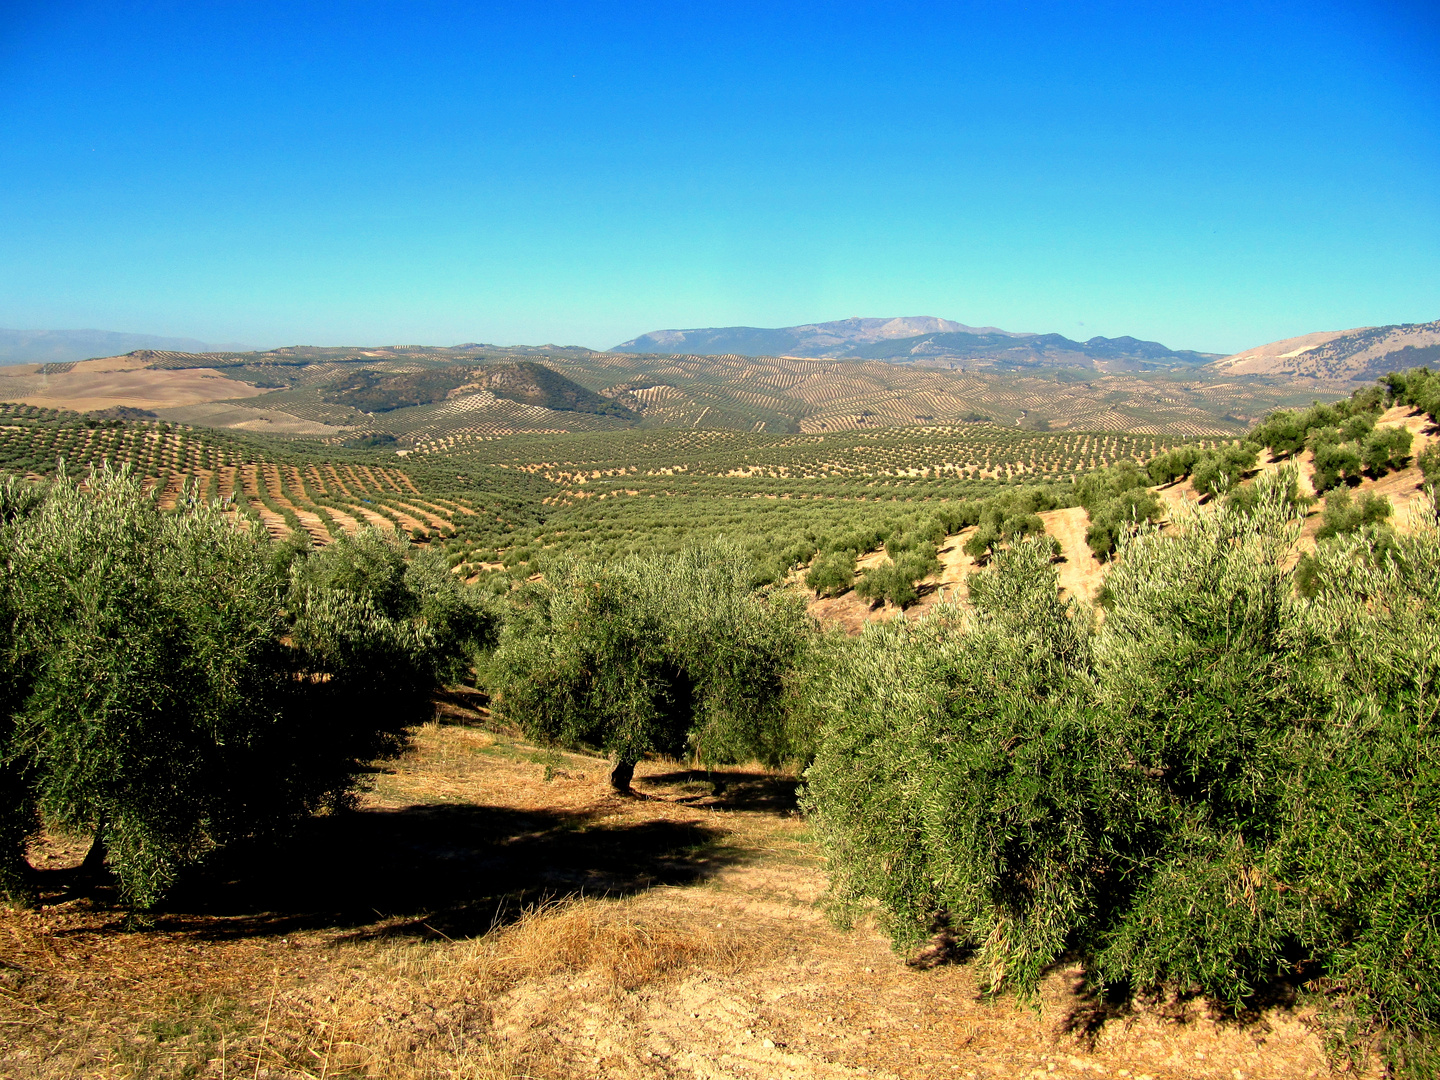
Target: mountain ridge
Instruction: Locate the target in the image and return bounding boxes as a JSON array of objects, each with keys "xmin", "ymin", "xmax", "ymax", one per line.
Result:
[
  {"xmin": 1211, "ymin": 319, "xmax": 1440, "ymax": 380},
  {"xmin": 612, "ymin": 316, "xmax": 1219, "ymax": 371}
]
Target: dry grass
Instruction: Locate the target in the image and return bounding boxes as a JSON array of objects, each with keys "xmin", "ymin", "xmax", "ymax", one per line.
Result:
[
  {"xmin": 1, "ymin": 720, "xmax": 1360, "ymax": 1080},
  {"xmin": 269, "ymin": 900, "xmax": 765, "ymax": 1080}
]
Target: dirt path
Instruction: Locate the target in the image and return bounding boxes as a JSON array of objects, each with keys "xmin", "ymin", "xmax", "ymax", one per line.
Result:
[
  {"xmin": 0, "ymin": 722, "xmax": 1357, "ymax": 1079},
  {"xmin": 323, "ymin": 504, "xmax": 366, "ymax": 535},
  {"xmin": 348, "ymin": 501, "xmax": 406, "ymax": 534},
  {"xmin": 1038, "ymin": 506, "xmax": 1104, "ymax": 602},
  {"xmin": 392, "ymin": 499, "xmax": 456, "ymax": 531},
  {"xmin": 292, "ymin": 507, "xmax": 332, "ymax": 546}
]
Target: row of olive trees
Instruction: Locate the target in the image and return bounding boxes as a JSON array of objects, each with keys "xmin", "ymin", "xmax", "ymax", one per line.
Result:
[
  {"xmin": 801, "ymin": 475, "xmax": 1438, "ymax": 1076},
  {"xmin": 802, "ymin": 486, "xmax": 1064, "ymax": 603},
  {"xmin": 0, "ymin": 466, "xmax": 492, "ymax": 909}
]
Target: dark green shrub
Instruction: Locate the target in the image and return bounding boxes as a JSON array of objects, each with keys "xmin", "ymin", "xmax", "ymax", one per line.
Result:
[
  {"xmin": 1339, "ymin": 411, "xmax": 1377, "ymax": 442},
  {"xmin": 1190, "ymin": 443, "xmax": 1258, "ymax": 497},
  {"xmin": 1420, "ymin": 443, "xmax": 1440, "ymax": 487},
  {"xmin": 854, "ymin": 546, "xmax": 941, "ymax": 608},
  {"xmin": 1074, "ymin": 461, "xmax": 1164, "ymax": 559},
  {"xmin": 1382, "ymin": 367, "xmax": 1440, "ymax": 423},
  {"xmin": 1249, "ymin": 410, "xmax": 1307, "ymax": 459},
  {"xmin": 962, "ymin": 523, "xmax": 1000, "ymax": 561},
  {"xmin": 1146, "ymin": 444, "xmax": 1202, "ymax": 484},
  {"xmin": 1289, "ymin": 519, "xmax": 1440, "ymax": 1064},
  {"xmin": 1360, "ymin": 425, "xmax": 1412, "ymax": 476},
  {"xmin": 1083, "ymin": 487, "xmax": 1162, "ymax": 559},
  {"xmin": 1310, "ymin": 432, "xmax": 1364, "ymax": 493},
  {"xmin": 1223, "ymin": 465, "xmax": 1313, "ymax": 519},
  {"xmin": 804, "ymin": 536, "xmax": 1093, "ymax": 989},
  {"xmin": 804, "ymin": 478, "xmax": 1440, "ymax": 1072}
]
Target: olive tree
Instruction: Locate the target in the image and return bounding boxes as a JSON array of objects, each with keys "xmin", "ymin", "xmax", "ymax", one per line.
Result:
[
  {"xmin": 489, "ymin": 545, "xmax": 815, "ymax": 792},
  {"xmin": 0, "ymin": 466, "xmax": 491, "ymax": 908}
]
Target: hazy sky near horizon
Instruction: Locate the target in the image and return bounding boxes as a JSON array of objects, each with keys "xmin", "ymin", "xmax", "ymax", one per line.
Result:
[{"xmin": 1, "ymin": 1, "xmax": 1437, "ymax": 354}]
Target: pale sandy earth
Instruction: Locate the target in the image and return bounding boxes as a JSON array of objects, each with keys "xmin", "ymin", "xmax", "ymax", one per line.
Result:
[
  {"xmin": 0, "ymin": 356, "xmax": 266, "ymax": 412},
  {"xmin": 1213, "ymin": 324, "xmax": 1440, "ymax": 379},
  {"xmin": 1211, "ymin": 330, "xmax": 1356, "ymax": 374},
  {"xmin": 155, "ymin": 401, "xmax": 352, "ymax": 436},
  {"xmin": 1038, "ymin": 506, "xmax": 1106, "ymax": 601}
]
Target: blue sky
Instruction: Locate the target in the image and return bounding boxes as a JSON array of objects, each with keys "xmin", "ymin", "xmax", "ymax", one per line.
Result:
[{"xmin": 1, "ymin": 1, "xmax": 1437, "ymax": 354}]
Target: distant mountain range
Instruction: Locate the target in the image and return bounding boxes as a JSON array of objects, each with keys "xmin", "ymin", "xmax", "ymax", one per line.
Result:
[
  {"xmin": 613, "ymin": 316, "xmax": 1221, "ymax": 372},
  {"xmin": 0, "ymin": 328, "xmax": 250, "ymax": 366},
  {"xmin": 1210, "ymin": 319, "xmax": 1440, "ymax": 380}
]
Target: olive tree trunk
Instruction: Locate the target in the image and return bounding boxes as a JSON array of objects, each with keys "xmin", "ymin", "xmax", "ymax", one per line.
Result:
[
  {"xmin": 79, "ymin": 821, "xmax": 110, "ymax": 881},
  {"xmin": 609, "ymin": 757, "xmax": 637, "ymax": 794}
]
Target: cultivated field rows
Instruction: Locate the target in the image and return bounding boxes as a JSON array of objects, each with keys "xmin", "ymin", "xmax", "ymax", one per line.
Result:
[
  {"xmin": 2, "ymin": 400, "xmax": 1430, "ymax": 609},
  {"xmin": 0, "ymin": 403, "xmax": 507, "ymax": 547}
]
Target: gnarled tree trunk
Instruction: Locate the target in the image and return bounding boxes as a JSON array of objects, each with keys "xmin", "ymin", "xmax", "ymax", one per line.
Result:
[
  {"xmin": 79, "ymin": 821, "xmax": 110, "ymax": 882},
  {"xmin": 609, "ymin": 756, "xmax": 636, "ymax": 794}
]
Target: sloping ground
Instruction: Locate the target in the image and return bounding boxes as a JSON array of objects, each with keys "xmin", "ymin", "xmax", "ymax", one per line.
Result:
[
  {"xmin": 805, "ymin": 511, "xmax": 1100, "ymax": 633},
  {"xmin": 1212, "ymin": 329, "xmax": 1359, "ymax": 374},
  {"xmin": 0, "ymin": 721, "xmax": 1348, "ymax": 1079},
  {"xmin": 2, "ymin": 344, "xmax": 1360, "ymax": 442},
  {"xmin": 1212, "ymin": 321, "xmax": 1440, "ymax": 380},
  {"xmin": 807, "ymin": 406, "xmax": 1435, "ymax": 633},
  {"xmin": 154, "ymin": 401, "xmax": 352, "ymax": 436},
  {"xmin": 0, "ymin": 358, "xmax": 267, "ymax": 412},
  {"xmin": 1040, "ymin": 505, "xmax": 1107, "ymax": 600}
]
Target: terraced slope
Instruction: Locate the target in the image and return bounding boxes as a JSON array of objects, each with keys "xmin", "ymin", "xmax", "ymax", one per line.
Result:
[{"xmin": 0, "ymin": 402, "xmax": 544, "ymax": 553}]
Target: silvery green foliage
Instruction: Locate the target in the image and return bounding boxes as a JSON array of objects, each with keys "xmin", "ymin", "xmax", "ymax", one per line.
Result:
[
  {"xmin": 803, "ymin": 535, "xmax": 1094, "ymax": 993},
  {"xmin": 1284, "ymin": 505, "xmax": 1440, "ymax": 1058},
  {"xmin": 0, "ymin": 465, "xmax": 290, "ymax": 907},
  {"xmin": 803, "ymin": 475, "xmax": 1439, "ymax": 1072},
  {"xmin": 0, "ymin": 466, "xmax": 492, "ymax": 909},
  {"xmin": 1081, "ymin": 476, "xmax": 1317, "ymax": 1002},
  {"xmin": 490, "ymin": 544, "xmax": 813, "ymax": 772}
]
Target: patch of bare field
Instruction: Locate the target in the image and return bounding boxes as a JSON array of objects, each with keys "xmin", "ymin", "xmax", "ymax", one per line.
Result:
[
  {"xmin": 1271, "ymin": 408, "xmax": 1436, "ymax": 549},
  {"xmin": 807, "ymin": 520, "xmax": 1091, "ymax": 634},
  {"xmin": 0, "ymin": 366, "xmax": 266, "ymax": 413},
  {"xmin": 0, "ymin": 717, "xmax": 1353, "ymax": 1080},
  {"xmin": 155, "ymin": 403, "xmax": 353, "ymax": 437},
  {"xmin": 806, "ymin": 409, "xmax": 1436, "ymax": 635},
  {"xmin": 1038, "ymin": 506, "xmax": 1105, "ymax": 602}
]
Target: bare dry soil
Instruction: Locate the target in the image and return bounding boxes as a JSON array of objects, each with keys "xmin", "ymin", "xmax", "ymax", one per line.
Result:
[{"xmin": 1, "ymin": 712, "xmax": 1354, "ymax": 1079}]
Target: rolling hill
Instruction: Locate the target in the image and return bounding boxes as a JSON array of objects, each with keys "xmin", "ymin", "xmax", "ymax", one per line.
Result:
[
  {"xmin": 613, "ymin": 316, "xmax": 1220, "ymax": 371},
  {"xmin": 320, "ymin": 361, "xmax": 636, "ymax": 420},
  {"xmin": 0, "ymin": 342, "xmax": 1350, "ymax": 447},
  {"xmin": 1212, "ymin": 319, "xmax": 1440, "ymax": 379}
]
